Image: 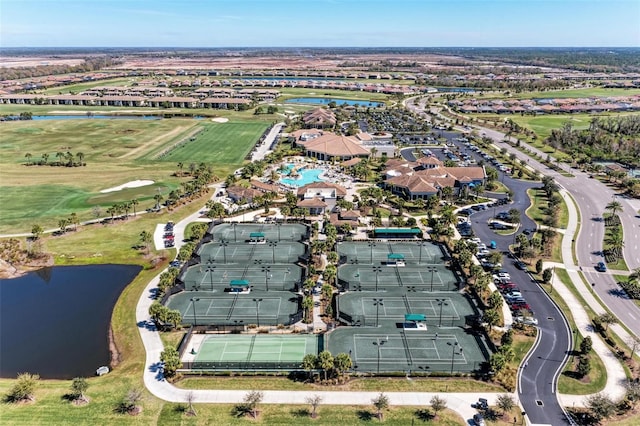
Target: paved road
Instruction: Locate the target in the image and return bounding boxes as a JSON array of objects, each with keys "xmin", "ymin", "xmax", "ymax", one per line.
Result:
[
  {"xmin": 467, "ymin": 183, "xmax": 572, "ymax": 425},
  {"xmin": 475, "ymin": 126, "xmax": 640, "ymax": 338}
]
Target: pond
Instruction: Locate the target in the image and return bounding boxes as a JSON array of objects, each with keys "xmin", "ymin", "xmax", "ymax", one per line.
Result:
[
  {"xmin": 284, "ymin": 97, "xmax": 384, "ymax": 107},
  {"xmin": 0, "ymin": 264, "xmax": 141, "ymax": 379}
]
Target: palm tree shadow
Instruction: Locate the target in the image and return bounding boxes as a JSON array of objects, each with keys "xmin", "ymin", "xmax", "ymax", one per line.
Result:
[{"xmin": 356, "ymin": 410, "xmax": 374, "ymax": 421}]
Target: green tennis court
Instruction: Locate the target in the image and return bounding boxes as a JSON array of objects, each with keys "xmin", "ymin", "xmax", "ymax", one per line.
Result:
[
  {"xmin": 337, "ymin": 292, "xmax": 477, "ymax": 327},
  {"xmin": 198, "ymin": 240, "xmax": 306, "ymax": 264},
  {"xmin": 337, "ymin": 241, "xmax": 443, "ymax": 265},
  {"xmin": 180, "ymin": 262, "xmax": 301, "ymax": 292},
  {"xmin": 194, "ymin": 334, "xmax": 318, "ymax": 363},
  {"xmin": 209, "ymin": 223, "xmax": 308, "ymax": 243},
  {"xmin": 326, "ymin": 328, "xmax": 488, "ymax": 373},
  {"xmin": 337, "ymin": 264, "xmax": 459, "ymax": 292},
  {"xmin": 166, "ymin": 291, "xmax": 301, "ymax": 326}
]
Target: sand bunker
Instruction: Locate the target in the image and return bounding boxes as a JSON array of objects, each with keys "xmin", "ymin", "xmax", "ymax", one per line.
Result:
[
  {"xmin": 211, "ymin": 117, "xmax": 229, "ymax": 123},
  {"xmin": 100, "ymin": 180, "xmax": 154, "ymax": 193}
]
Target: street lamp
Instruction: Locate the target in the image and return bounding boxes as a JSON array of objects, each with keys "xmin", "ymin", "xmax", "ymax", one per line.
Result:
[
  {"xmin": 373, "ymin": 266, "xmax": 383, "ymax": 292},
  {"xmin": 450, "ymin": 342, "xmax": 461, "ymax": 374},
  {"xmin": 437, "ymin": 299, "xmax": 449, "ymax": 327},
  {"xmin": 261, "ymin": 265, "xmax": 271, "ymax": 291},
  {"xmin": 232, "ymin": 223, "xmax": 237, "ymax": 242},
  {"xmin": 276, "ymin": 222, "xmax": 282, "ymax": 241},
  {"xmin": 205, "ymin": 265, "xmax": 216, "ymax": 291},
  {"xmin": 426, "ymin": 266, "xmax": 437, "ymax": 292},
  {"xmin": 374, "ymin": 336, "xmax": 388, "ymax": 374},
  {"xmin": 220, "ymin": 240, "xmax": 228, "ymax": 264},
  {"xmin": 368, "ymin": 241, "xmax": 376, "ymax": 264},
  {"xmin": 189, "ymin": 297, "xmax": 200, "ymax": 327},
  {"xmin": 417, "ymin": 242, "xmax": 426, "ymax": 265},
  {"xmin": 373, "ymin": 298, "xmax": 384, "ymax": 327},
  {"xmin": 253, "ymin": 298, "xmax": 263, "ymax": 327},
  {"xmin": 268, "ymin": 241, "xmax": 278, "ymax": 264}
]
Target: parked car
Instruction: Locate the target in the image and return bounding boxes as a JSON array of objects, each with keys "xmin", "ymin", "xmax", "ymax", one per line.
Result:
[
  {"xmin": 473, "ymin": 413, "xmax": 486, "ymax": 426},
  {"xmin": 515, "ymin": 261, "xmax": 527, "ymax": 270},
  {"xmin": 514, "ymin": 316, "xmax": 539, "ymax": 326}
]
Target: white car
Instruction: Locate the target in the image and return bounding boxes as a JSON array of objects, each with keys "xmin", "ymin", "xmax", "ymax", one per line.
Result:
[{"xmin": 514, "ymin": 316, "xmax": 538, "ymax": 325}]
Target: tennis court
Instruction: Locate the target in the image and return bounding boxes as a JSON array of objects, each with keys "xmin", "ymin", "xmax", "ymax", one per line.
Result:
[
  {"xmin": 209, "ymin": 223, "xmax": 308, "ymax": 243},
  {"xmin": 165, "ymin": 290, "xmax": 301, "ymax": 326},
  {"xmin": 336, "ymin": 293, "xmax": 476, "ymax": 327},
  {"xmin": 337, "ymin": 241, "xmax": 443, "ymax": 265},
  {"xmin": 327, "ymin": 327, "xmax": 489, "ymax": 373},
  {"xmin": 180, "ymin": 263, "xmax": 301, "ymax": 292},
  {"xmin": 337, "ymin": 264, "xmax": 459, "ymax": 292},
  {"xmin": 198, "ymin": 240, "xmax": 306, "ymax": 264},
  {"xmin": 183, "ymin": 334, "xmax": 320, "ymax": 370}
]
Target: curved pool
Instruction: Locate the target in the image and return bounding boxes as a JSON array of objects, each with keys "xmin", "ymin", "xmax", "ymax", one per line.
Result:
[{"xmin": 279, "ymin": 164, "xmax": 325, "ymax": 187}]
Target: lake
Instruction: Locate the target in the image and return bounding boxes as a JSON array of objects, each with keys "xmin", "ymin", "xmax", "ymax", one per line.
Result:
[
  {"xmin": 0, "ymin": 264, "xmax": 141, "ymax": 379},
  {"xmin": 284, "ymin": 97, "xmax": 384, "ymax": 107}
]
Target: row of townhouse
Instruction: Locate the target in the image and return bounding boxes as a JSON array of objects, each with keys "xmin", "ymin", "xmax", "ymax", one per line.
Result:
[
  {"xmin": 449, "ymin": 95, "xmax": 640, "ymax": 114},
  {"xmin": 0, "ymin": 94, "xmax": 252, "ymax": 109}
]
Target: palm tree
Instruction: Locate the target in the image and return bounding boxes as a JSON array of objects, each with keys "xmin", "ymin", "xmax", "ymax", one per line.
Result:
[
  {"xmin": 76, "ymin": 152, "xmax": 84, "ymax": 166},
  {"xmin": 317, "ymin": 350, "xmax": 334, "ymax": 381},
  {"xmin": 41, "ymin": 153, "xmax": 49, "ymax": 165},
  {"xmin": 302, "ymin": 296, "xmax": 314, "ymax": 323},
  {"xmin": 25, "ymin": 152, "xmax": 33, "ymax": 164},
  {"xmin": 605, "ymin": 200, "xmax": 623, "ymax": 217},
  {"xmin": 607, "ymin": 231, "xmax": 624, "ymax": 259},
  {"xmin": 131, "ymin": 199, "xmax": 139, "ymax": 216},
  {"xmin": 629, "ymin": 267, "xmax": 640, "ymax": 283}
]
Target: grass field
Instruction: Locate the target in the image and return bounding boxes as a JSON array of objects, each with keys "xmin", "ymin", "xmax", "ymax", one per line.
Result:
[
  {"xmin": 475, "ymin": 87, "xmax": 640, "ymax": 100},
  {"xmin": 0, "ymin": 118, "xmax": 264, "ymax": 233}
]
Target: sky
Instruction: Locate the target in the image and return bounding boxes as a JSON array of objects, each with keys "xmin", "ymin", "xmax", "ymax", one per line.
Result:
[{"xmin": 1, "ymin": 0, "xmax": 639, "ymax": 48}]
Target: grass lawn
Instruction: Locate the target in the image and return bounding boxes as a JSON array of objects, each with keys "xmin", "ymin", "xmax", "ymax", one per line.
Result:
[
  {"xmin": 0, "ymin": 118, "xmax": 261, "ymax": 233},
  {"xmin": 143, "ymin": 121, "xmax": 268, "ymax": 164},
  {"xmin": 155, "ymin": 404, "xmax": 467, "ymax": 426},
  {"xmin": 178, "ymin": 376, "xmax": 506, "ymax": 393}
]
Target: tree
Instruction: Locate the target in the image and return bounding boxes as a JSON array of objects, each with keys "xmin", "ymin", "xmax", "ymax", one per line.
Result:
[
  {"xmin": 333, "ymin": 352, "xmax": 353, "ymax": 378},
  {"xmin": 483, "ymin": 308, "xmax": 499, "ymax": 330},
  {"xmin": 185, "ymin": 391, "xmax": 197, "ymax": 416},
  {"xmin": 605, "ymin": 200, "xmax": 623, "ymax": 217},
  {"xmin": 116, "ymin": 388, "xmax": 143, "ymax": 414},
  {"xmin": 577, "ymin": 356, "xmax": 591, "ymax": 378},
  {"xmin": 535, "ymin": 259, "xmax": 543, "ymax": 274},
  {"xmin": 160, "ymin": 347, "xmax": 182, "ymax": 378},
  {"xmin": 496, "ymin": 394, "xmax": 515, "ymax": 416},
  {"xmin": 580, "ymin": 336, "xmax": 593, "ymax": 354},
  {"xmin": 429, "ymin": 395, "xmax": 447, "ymax": 419},
  {"xmin": 596, "ymin": 313, "xmax": 618, "ymax": 331},
  {"xmin": 489, "ymin": 353, "xmax": 507, "ymax": 372},
  {"xmin": 488, "ymin": 291, "xmax": 503, "ymax": 309},
  {"xmin": 139, "ymin": 230, "xmax": 152, "ymax": 253},
  {"xmin": 306, "ymin": 394, "xmax": 322, "ymax": 418},
  {"xmin": 302, "ymin": 353, "xmax": 318, "ymax": 380},
  {"xmin": 243, "ymin": 390, "xmax": 263, "ymax": 418},
  {"xmin": 70, "ymin": 377, "xmax": 89, "ymax": 402},
  {"xmin": 131, "ymin": 199, "xmax": 139, "ymax": 216},
  {"xmin": 372, "ymin": 392, "xmax": 389, "ymax": 421},
  {"xmin": 542, "ymin": 268, "xmax": 553, "ymax": 284},
  {"xmin": 585, "ymin": 393, "xmax": 616, "ymax": 422},
  {"xmin": 6, "ymin": 372, "xmax": 39, "ymax": 402},
  {"xmin": 302, "ymin": 296, "xmax": 314, "ymax": 323},
  {"xmin": 31, "ymin": 224, "xmax": 44, "ymax": 240},
  {"xmin": 317, "ymin": 350, "xmax": 334, "ymax": 381}
]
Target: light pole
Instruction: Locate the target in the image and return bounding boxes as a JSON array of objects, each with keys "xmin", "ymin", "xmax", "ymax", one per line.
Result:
[
  {"xmin": 189, "ymin": 297, "xmax": 200, "ymax": 327},
  {"xmin": 220, "ymin": 240, "xmax": 228, "ymax": 264},
  {"xmin": 232, "ymin": 223, "xmax": 237, "ymax": 242},
  {"xmin": 374, "ymin": 337, "xmax": 388, "ymax": 374},
  {"xmin": 437, "ymin": 299, "xmax": 449, "ymax": 327},
  {"xmin": 373, "ymin": 298, "xmax": 384, "ymax": 327},
  {"xmin": 426, "ymin": 266, "xmax": 437, "ymax": 292},
  {"xmin": 450, "ymin": 342, "xmax": 460, "ymax": 374},
  {"xmin": 253, "ymin": 298, "xmax": 263, "ymax": 327},
  {"xmin": 205, "ymin": 265, "xmax": 216, "ymax": 291},
  {"xmin": 418, "ymin": 242, "xmax": 426, "ymax": 265},
  {"xmin": 262, "ymin": 265, "xmax": 271, "ymax": 291},
  {"xmin": 276, "ymin": 222, "xmax": 281, "ymax": 241},
  {"xmin": 268, "ymin": 241, "xmax": 278, "ymax": 264},
  {"xmin": 373, "ymin": 266, "xmax": 382, "ymax": 292},
  {"xmin": 368, "ymin": 241, "xmax": 376, "ymax": 264}
]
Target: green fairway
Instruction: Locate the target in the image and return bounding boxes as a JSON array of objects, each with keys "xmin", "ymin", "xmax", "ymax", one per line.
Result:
[
  {"xmin": 147, "ymin": 121, "xmax": 268, "ymax": 164},
  {"xmin": 0, "ymin": 118, "xmax": 266, "ymax": 232}
]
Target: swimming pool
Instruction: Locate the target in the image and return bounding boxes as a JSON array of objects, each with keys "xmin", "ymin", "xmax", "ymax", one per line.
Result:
[{"xmin": 279, "ymin": 164, "xmax": 325, "ymax": 187}]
